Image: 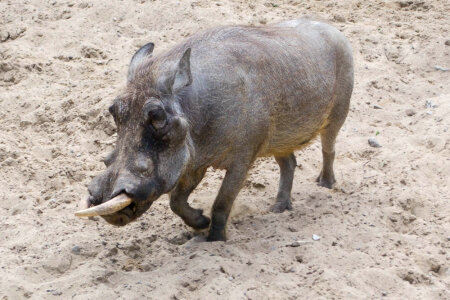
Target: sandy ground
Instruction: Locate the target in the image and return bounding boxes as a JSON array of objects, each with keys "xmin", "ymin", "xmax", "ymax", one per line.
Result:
[{"xmin": 1, "ymin": 0, "xmax": 449, "ymax": 299}]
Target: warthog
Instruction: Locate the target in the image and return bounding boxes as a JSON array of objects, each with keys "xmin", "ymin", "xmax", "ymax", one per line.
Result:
[{"xmin": 76, "ymin": 18, "xmax": 354, "ymax": 241}]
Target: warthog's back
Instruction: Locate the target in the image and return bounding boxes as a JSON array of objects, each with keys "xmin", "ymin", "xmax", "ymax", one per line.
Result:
[{"xmin": 155, "ymin": 18, "xmax": 353, "ymax": 163}]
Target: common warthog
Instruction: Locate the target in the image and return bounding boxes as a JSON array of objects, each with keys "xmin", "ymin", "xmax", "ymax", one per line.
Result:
[{"xmin": 75, "ymin": 18, "xmax": 354, "ymax": 241}]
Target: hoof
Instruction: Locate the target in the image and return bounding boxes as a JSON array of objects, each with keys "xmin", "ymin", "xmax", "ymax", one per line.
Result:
[
  {"xmin": 207, "ymin": 228, "xmax": 226, "ymax": 242},
  {"xmin": 183, "ymin": 209, "xmax": 210, "ymax": 230},
  {"xmin": 184, "ymin": 215, "xmax": 211, "ymax": 230},
  {"xmin": 269, "ymin": 200, "xmax": 293, "ymax": 213},
  {"xmin": 316, "ymin": 174, "xmax": 335, "ymax": 189},
  {"xmin": 191, "ymin": 215, "xmax": 211, "ymax": 230}
]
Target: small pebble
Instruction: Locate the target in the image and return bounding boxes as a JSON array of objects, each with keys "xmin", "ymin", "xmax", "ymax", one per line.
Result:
[
  {"xmin": 46, "ymin": 289, "xmax": 62, "ymax": 296},
  {"xmin": 434, "ymin": 65, "xmax": 449, "ymax": 71},
  {"xmin": 252, "ymin": 182, "xmax": 265, "ymax": 189},
  {"xmin": 312, "ymin": 234, "xmax": 321, "ymax": 241},
  {"xmin": 333, "ymin": 15, "xmax": 346, "ymax": 22},
  {"xmin": 405, "ymin": 109, "xmax": 416, "ymax": 116},
  {"xmin": 381, "ymin": 291, "xmax": 388, "ymax": 296},
  {"xmin": 71, "ymin": 245, "xmax": 81, "ymax": 254},
  {"xmin": 373, "ymin": 105, "xmax": 383, "ymax": 109},
  {"xmin": 288, "ymin": 226, "xmax": 298, "ymax": 232},
  {"xmin": 368, "ymin": 137, "xmax": 381, "ymax": 148}
]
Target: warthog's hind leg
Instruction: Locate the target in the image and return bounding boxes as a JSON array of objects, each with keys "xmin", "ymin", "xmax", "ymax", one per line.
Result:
[
  {"xmin": 270, "ymin": 153, "xmax": 296, "ymax": 213},
  {"xmin": 317, "ymin": 118, "xmax": 346, "ymax": 189},
  {"xmin": 316, "ymin": 144, "xmax": 336, "ymax": 189},
  {"xmin": 318, "ymin": 58, "xmax": 353, "ymax": 188}
]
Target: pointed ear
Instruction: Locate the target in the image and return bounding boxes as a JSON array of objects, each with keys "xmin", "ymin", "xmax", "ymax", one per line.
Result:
[
  {"xmin": 172, "ymin": 48, "xmax": 192, "ymax": 93},
  {"xmin": 127, "ymin": 42, "xmax": 154, "ymax": 83},
  {"xmin": 158, "ymin": 48, "xmax": 192, "ymax": 95}
]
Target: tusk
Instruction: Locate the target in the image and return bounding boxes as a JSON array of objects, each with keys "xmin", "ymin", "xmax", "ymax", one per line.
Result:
[{"xmin": 75, "ymin": 194, "xmax": 132, "ymax": 217}]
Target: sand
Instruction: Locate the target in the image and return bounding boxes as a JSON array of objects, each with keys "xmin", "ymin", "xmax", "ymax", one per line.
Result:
[{"xmin": 0, "ymin": 0, "xmax": 449, "ymax": 299}]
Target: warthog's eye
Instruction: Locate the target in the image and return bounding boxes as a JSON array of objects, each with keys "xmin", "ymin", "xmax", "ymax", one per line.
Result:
[
  {"xmin": 143, "ymin": 97, "xmax": 169, "ymax": 136},
  {"xmin": 146, "ymin": 106, "xmax": 166, "ymax": 128}
]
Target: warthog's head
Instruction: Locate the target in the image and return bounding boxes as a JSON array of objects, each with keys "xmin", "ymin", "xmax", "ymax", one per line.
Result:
[{"xmin": 75, "ymin": 43, "xmax": 193, "ymax": 225}]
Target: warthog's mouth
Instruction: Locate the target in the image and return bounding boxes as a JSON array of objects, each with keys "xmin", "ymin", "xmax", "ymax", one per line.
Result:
[{"xmin": 74, "ymin": 193, "xmax": 153, "ymax": 226}]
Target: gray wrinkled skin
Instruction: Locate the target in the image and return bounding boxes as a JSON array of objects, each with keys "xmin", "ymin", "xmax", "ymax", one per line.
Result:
[{"xmin": 87, "ymin": 18, "xmax": 354, "ymax": 241}]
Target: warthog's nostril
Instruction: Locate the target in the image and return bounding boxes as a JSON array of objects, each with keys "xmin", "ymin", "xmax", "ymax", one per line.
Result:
[
  {"xmin": 111, "ymin": 187, "xmax": 135, "ymax": 200},
  {"xmin": 111, "ymin": 173, "xmax": 140, "ymax": 198}
]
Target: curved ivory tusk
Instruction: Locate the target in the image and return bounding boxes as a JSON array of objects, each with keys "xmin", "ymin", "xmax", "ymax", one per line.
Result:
[{"xmin": 75, "ymin": 194, "xmax": 132, "ymax": 217}]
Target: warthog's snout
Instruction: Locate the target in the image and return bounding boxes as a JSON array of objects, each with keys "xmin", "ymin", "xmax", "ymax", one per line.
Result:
[{"xmin": 76, "ymin": 168, "xmax": 161, "ymax": 226}]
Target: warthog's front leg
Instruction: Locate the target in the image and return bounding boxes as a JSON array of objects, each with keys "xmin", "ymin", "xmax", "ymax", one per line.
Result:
[
  {"xmin": 170, "ymin": 168, "xmax": 210, "ymax": 230},
  {"xmin": 207, "ymin": 162, "xmax": 251, "ymax": 241}
]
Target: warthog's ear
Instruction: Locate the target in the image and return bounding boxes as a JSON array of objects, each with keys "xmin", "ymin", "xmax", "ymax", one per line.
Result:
[
  {"xmin": 158, "ymin": 48, "xmax": 192, "ymax": 95},
  {"xmin": 172, "ymin": 48, "xmax": 192, "ymax": 93},
  {"xmin": 128, "ymin": 42, "xmax": 154, "ymax": 83}
]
